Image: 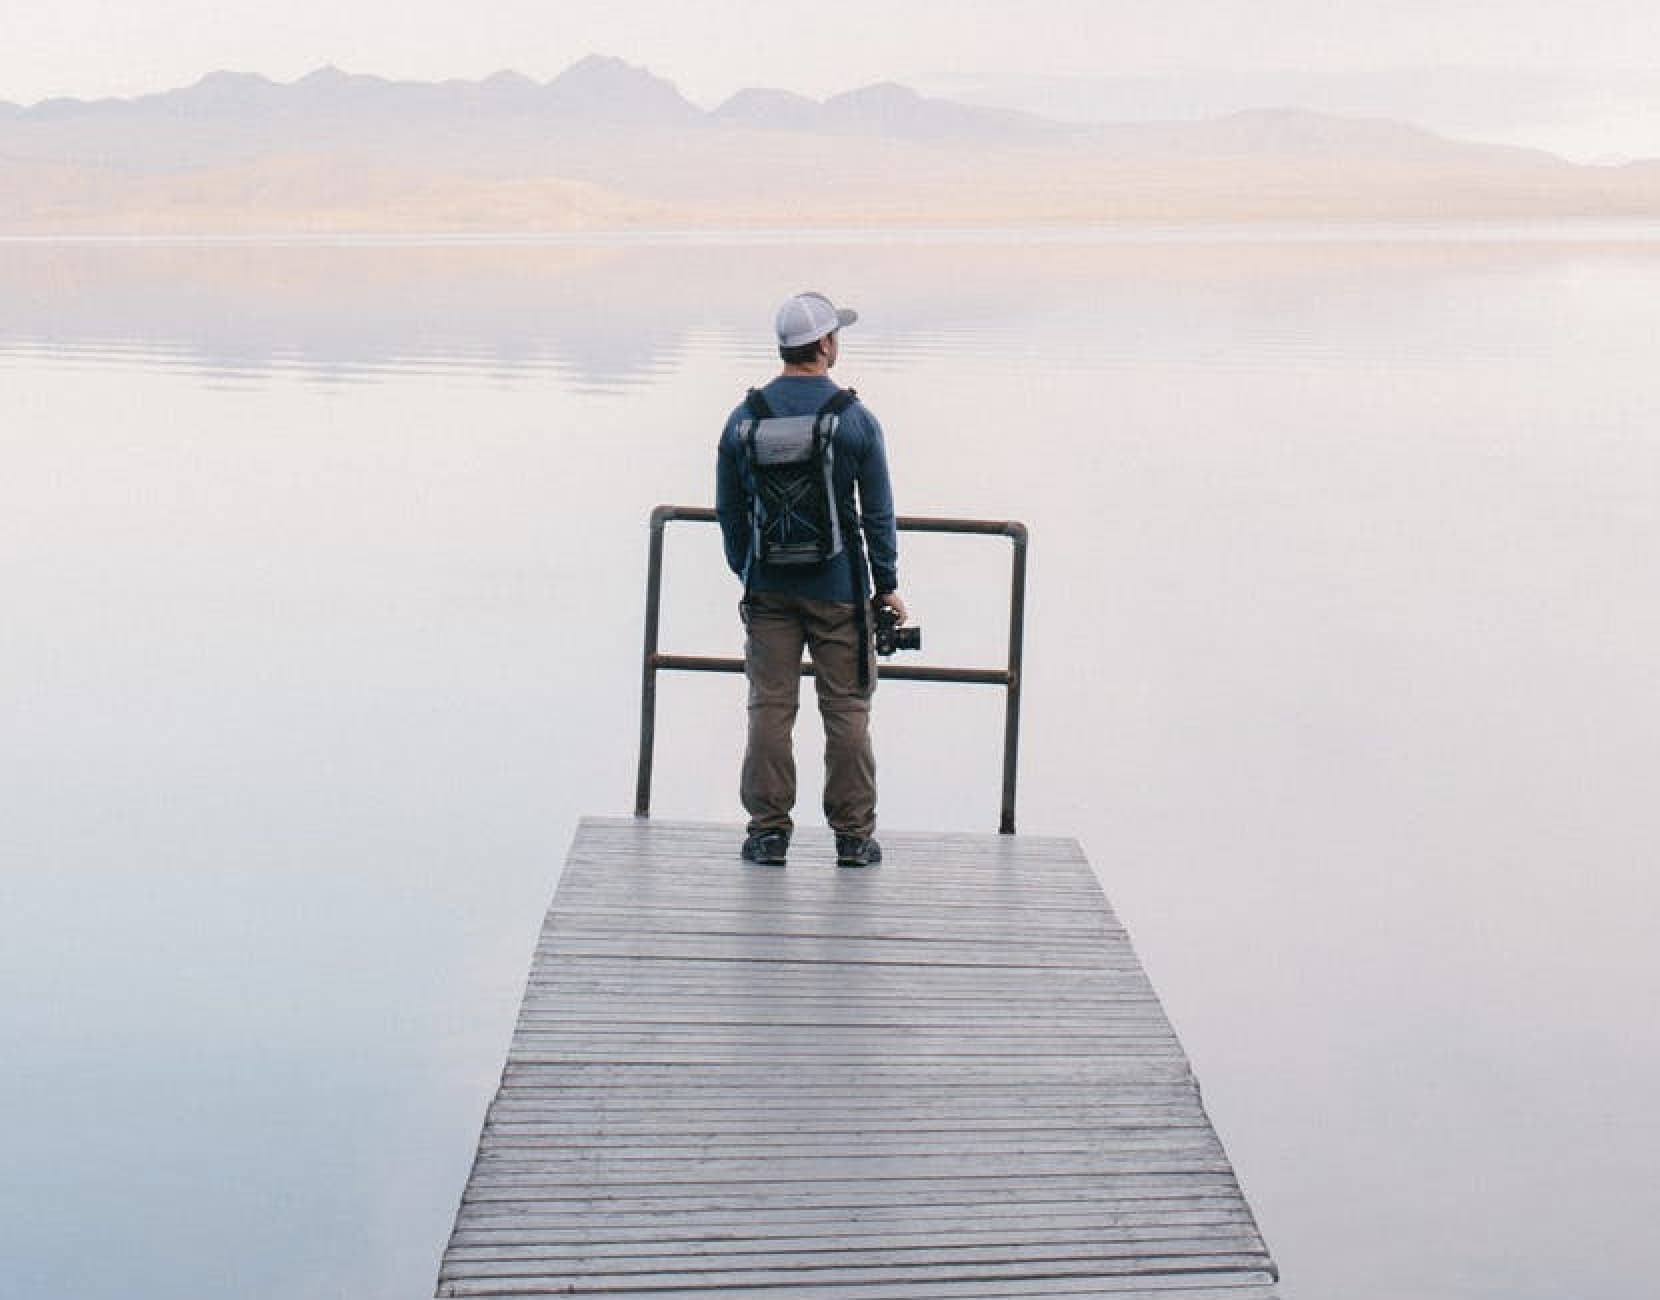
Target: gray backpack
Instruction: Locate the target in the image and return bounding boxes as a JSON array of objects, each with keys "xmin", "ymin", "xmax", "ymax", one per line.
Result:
[{"xmin": 739, "ymin": 387, "xmax": 858, "ymax": 568}]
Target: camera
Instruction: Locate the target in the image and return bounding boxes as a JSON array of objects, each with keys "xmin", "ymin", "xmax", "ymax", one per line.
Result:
[{"xmin": 873, "ymin": 601, "xmax": 921, "ymax": 656}]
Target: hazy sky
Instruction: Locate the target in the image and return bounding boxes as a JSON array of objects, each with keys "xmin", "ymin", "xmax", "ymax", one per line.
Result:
[{"xmin": 10, "ymin": 1, "xmax": 1660, "ymax": 158}]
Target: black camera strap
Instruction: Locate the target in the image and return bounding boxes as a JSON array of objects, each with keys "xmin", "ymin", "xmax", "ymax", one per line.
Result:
[
  {"xmin": 846, "ymin": 525, "xmax": 872, "ymax": 690},
  {"xmin": 821, "ymin": 388, "xmax": 872, "ymax": 690}
]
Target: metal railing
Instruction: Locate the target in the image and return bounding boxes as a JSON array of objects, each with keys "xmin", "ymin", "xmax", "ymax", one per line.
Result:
[{"xmin": 635, "ymin": 505, "xmax": 1029, "ymax": 833}]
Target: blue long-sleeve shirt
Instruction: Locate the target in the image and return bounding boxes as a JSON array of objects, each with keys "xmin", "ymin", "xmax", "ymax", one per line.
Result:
[{"xmin": 715, "ymin": 375, "xmax": 898, "ymax": 602}]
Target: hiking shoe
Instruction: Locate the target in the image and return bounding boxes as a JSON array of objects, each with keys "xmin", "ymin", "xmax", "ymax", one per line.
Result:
[
  {"xmin": 835, "ymin": 834, "xmax": 882, "ymax": 868},
  {"xmin": 740, "ymin": 830, "xmax": 789, "ymax": 866}
]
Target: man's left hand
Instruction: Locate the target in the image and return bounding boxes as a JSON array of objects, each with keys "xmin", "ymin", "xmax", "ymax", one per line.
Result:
[{"xmin": 877, "ymin": 591, "xmax": 909, "ymax": 624}]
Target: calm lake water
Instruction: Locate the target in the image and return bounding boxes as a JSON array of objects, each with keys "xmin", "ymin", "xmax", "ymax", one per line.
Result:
[{"xmin": 3, "ymin": 229, "xmax": 1658, "ymax": 1299}]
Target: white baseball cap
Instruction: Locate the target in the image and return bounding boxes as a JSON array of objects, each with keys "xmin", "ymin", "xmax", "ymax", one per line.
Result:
[{"xmin": 775, "ymin": 291, "xmax": 858, "ymax": 348}]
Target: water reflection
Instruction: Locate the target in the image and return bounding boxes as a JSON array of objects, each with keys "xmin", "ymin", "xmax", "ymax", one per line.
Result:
[
  {"xmin": 6, "ymin": 232, "xmax": 1644, "ymax": 389},
  {"xmin": 0, "ymin": 242, "xmax": 695, "ymax": 390}
]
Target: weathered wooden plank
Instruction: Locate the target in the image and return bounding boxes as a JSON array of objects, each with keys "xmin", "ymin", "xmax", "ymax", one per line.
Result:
[
  {"xmin": 449, "ymin": 1214, "xmax": 1262, "ymax": 1250},
  {"xmin": 455, "ymin": 1174, "xmax": 1264, "ymax": 1211},
  {"xmin": 479, "ymin": 1117, "xmax": 1217, "ymax": 1139},
  {"xmin": 501, "ymin": 1037, "xmax": 1186, "ymax": 1054},
  {"xmin": 437, "ymin": 818, "xmax": 1276, "ymax": 1299},
  {"xmin": 460, "ymin": 1162, "xmax": 1241, "ymax": 1195},
  {"xmin": 453, "ymin": 1198, "xmax": 1261, "ymax": 1234},
  {"xmin": 440, "ymin": 1253, "xmax": 1276, "ymax": 1287},
  {"xmin": 441, "ymin": 1274, "xmax": 1278, "ymax": 1299},
  {"xmin": 446, "ymin": 1221, "xmax": 1264, "ymax": 1253},
  {"xmin": 499, "ymin": 1060, "xmax": 1198, "ymax": 1085},
  {"xmin": 483, "ymin": 1089, "xmax": 1203, "ymax": 1112}
]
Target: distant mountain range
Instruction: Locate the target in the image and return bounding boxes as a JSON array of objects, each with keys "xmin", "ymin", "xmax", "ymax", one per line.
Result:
[
  {"xmin": 0, "ymin": 58, "xmax": 1069, "ymax": 137},
  {"xmin": 4, "ymin": 55, "xmax": 1659, "ymax": 234}
]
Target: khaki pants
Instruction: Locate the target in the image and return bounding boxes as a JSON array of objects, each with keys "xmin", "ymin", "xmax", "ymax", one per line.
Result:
[{"xmin": 741, "ymin": 592, "xmax": 877, "ymax": 838}]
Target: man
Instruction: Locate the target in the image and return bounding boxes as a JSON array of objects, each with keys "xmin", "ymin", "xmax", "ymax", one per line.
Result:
[{"xmin": 715, "ymin": 291, "xmax": 908, "ymax": 868}]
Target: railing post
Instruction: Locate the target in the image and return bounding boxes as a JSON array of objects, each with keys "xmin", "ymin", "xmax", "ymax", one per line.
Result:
[
  {"xmin": 1000, "ymin": 523, "xmax": 1028, "ymax": 835},
  {"xmin": 634, "ymin": 506, "xmax": 672, "ymax": 818}
]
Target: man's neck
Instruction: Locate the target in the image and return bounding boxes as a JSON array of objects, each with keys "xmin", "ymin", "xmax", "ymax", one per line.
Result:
[{"xmin": 779, "ymin": 361, "xmax": 830, "ymax": 378}]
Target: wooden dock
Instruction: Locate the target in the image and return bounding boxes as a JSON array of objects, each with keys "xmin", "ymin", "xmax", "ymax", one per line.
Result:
[{"xmin": 437, "ymin": 817, "xmax": 1278, "ymax": 1298}]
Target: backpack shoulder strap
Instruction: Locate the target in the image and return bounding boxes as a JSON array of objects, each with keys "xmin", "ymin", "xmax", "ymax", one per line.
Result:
[
  {"xmin": 817, "ymin": 386, "xmax": 858, "ymax": 418},
  {"xmin": 744, "ymin": 388, "xmax": 775, "ymax": 421}
]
